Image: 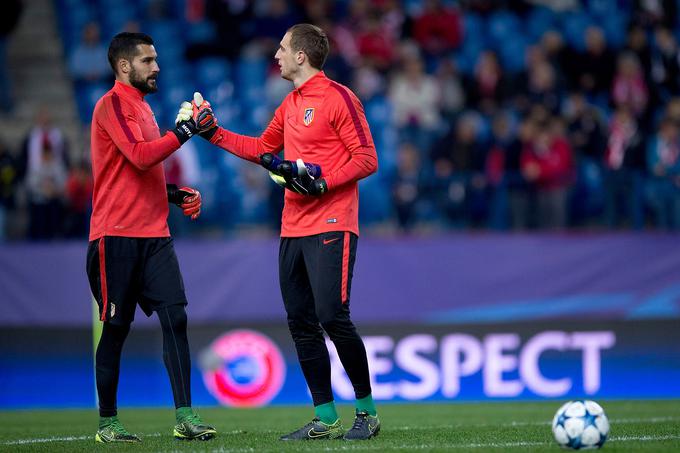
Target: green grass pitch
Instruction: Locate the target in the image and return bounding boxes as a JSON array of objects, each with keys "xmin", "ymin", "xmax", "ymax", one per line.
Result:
[{"xmin": 1, "ymin": 401, "xmax": 678, "ymax": 452}]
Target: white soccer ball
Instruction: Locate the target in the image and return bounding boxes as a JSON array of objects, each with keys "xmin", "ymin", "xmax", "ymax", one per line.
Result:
[{"xmin": 552, "ymin": 400, "xmax": 609, "ymax": 450}]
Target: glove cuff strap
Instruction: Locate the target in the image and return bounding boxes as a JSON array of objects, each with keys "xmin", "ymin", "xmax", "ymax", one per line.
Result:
[{"xmin": 200, "ymin": 126, "xmax": 218, "ymax": 141}]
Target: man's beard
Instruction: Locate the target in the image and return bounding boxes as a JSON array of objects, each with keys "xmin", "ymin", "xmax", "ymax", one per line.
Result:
[{"xmin": 129, "ymin": 67, "xmax": 158, "ymax": 94}]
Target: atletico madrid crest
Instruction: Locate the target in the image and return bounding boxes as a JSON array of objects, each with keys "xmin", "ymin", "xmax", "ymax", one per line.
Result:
[{"xmin": 303, "ymin": 108, "xmax": 314, "ymax": 126}]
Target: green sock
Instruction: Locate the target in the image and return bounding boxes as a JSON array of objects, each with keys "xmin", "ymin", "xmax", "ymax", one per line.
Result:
[
  {"xmin": 175, "ymin": 406, "xmax": 193, "ymax": 422},
  {"xmin": 99, "ymin": 416, "xmax": 117, "ymax": 429},
  {"xmin": 356, "ymin": 394, "xmax": 377, "ymax": 416},
  {"xmin": 314, "ymin": 401, "xmax": 339, "ymax": 425}
]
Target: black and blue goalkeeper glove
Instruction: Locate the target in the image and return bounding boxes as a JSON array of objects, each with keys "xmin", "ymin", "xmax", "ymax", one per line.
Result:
[{"xmin": 260, "ymin": 153, "xmax": 327, "ymax": 196}]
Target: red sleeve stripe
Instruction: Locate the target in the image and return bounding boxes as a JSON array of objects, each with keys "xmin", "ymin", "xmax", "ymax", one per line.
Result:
[
  {"xmin": 330, "ymin": 82, "xmax": 368, "ymax": 147},
  {"xmin": 111, "ymin": 93, "xmax": 137, "ymax": 143}
]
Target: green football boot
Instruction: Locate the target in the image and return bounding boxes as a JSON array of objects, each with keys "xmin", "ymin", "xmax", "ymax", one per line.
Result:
[
  {"xmin": 280, "ymin": 418, "xmax": 344, "ymax": 440},
  {"xmin": 173, "ymin": 413, "xmax": 217, "ymax": 441},
  {"xmin": 343, "ymin": 411, "xmax": 380, "ymax": 440},
  {"xmin": 95, "ymin": 417, "xmax": 141, "ymax": 443}
]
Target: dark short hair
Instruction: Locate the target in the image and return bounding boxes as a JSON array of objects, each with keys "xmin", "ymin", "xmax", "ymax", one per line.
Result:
[
  {"xmin": 107, "ymin": 32, "xmax": 154, "ymax": 74},
  {"xmin": 287, "ymin": 24, "xmax": 329, "ymax": 70}
]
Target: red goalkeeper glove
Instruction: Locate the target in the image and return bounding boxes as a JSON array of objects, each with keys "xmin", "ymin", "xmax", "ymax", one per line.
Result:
[
  {"xmin": 167, "ymin": 184, "xmax": 202, "ymax": 220},
  {"xmin": 191, "ymin": 92, "xmax": 218, "ymax": 139}
]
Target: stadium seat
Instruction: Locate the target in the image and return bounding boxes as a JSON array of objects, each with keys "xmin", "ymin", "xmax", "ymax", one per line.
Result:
[
  {"xmin": 195, "ymin": 58, "xmax": 232, "ymax": 91},
  {"xmin": 561, "ymin": 12, "xmax": 593, "ymax": 51},
  {"xmin": 526, "ymin": 7, "xmax": 556, "ymax": 41},
  {"xmin": 186, "ymin": 20, "xmax": 217, "ymax": 44},
  {"xmin": 487, "ymin": 10, "xmax": 521, "ymax": 51},
  {"xmin": 76, "ymin": 82, "xmax": 110, "ymax": 123}
]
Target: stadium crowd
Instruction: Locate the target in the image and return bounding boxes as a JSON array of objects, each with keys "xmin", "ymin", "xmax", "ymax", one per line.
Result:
[{"xmin": 2, "ymin": 0, "xmax": 680, "ymax": 240}]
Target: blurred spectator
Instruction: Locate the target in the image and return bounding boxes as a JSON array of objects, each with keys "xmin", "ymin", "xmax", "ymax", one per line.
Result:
[
  {"xmin": 20, "ymin": 107, "xmax": 70, "ymax": 239},
  {"xmin": 524, "ymin": 59, "xmax": 561, "ymax": 114},
  {"xmin": 520, "ymin": 117, "xmax": 574, "ymax": 229},
  {"xmin": 26, "ymin": 144, "xmax": 67, "ymax": 240},
  {"xmin": 0, "ymin": 139, "xmax": 20, "ymax": 240},
  {"xmin": 352, "ymin": 63, "xmax": 385, "ymax": 101},
  {"xmin": 188, "ymin": 0, "xmax": 254, "ymax": 60},
  {"xmin": 412, "ymin": 0, "xmax": 463, "ymax": 58},
  {"xmin": 633, "ymin": 0, "xmax": 677, "ymax": 29},
  {"xmin": 651, "ymin": 27, "xmax": 680, "ymax": 102},
  {"xmin": 540, "ymin": 30, "xmax": 571, "ymax": 78},
  {"xmin": 251, "ymin": 0, "xmax": 301, "ymax": 55},
  {"xmin": 646, "ymin": 118, "xmax": 680, "ymax": 229},
  {"xmin": 466, "ymin": 50, "xmax": 507, "ymax": 115},
  {"xmin": 392, "ymin": 142, "xmax": 424, "ymax": 230},
  {"xmin": 570, "ymin": 27, "xmax": 615, "ymax": 98},
  {"xmin": 564, "ymin": 93, "xmax": 607, "ymax": 224},
  {"xmin": 624, "ymin": 24, "xmax": 652, "ymax": 84},
  {"xmin": 21, "ymin": 107, "xmax": 70, "ymax": 176},
  {"xmin": 68, "ymin": 22, "xmax": 110, "ymax": 84},
  {"xmin": 389, "ymin": 52, "xmax": 441, "ymax": 153},
  {"xmin": 380, "ymin": 0, "xmax": 410, "ymax": 42},
  {"xmin": 485, "ymin": 112, "xmax": 525, "ymax": 230},
  {"xmin": 355, "ymin": 11, "xmax": 397, "ymax": 71},
  {"xmin": 435, "ymin": 59, "xmax": 465, "ymax": 123},
  {"xmin": 565, "ymin": 93, "xmax": 606, "ymax": 160},
  {"xmin": 64, "ymin": 161, "xmax": 93, "ymax": 238},
  {"xmin": 603, "ymin": 107, "xmax": 646, "ymax": 229},
  {"xmin": 316, "ymin": 18, "xmax": 356, "ymax": 85},
  {"xmin": 0, "ymin": 0, "xmax": 22, "ymax": 111},
  {"xmin": 612, "ymin": 52, "xmax": 649, "ymax": 117},
  {"xmin": 431, "ymin": 113, "xmax": 487, "ymax": 226}
]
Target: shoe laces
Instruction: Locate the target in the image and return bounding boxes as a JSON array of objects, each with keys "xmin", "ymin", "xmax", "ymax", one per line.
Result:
[
  {"xmin": 182, "ymin": 413, "xmax": 203, "ymax": 425},
  {"xmin": 107, "ymin": 419, "xmax": 130, "ymax": 435},
  {"xmin": 351, "ymin": 412, "xmax": 369, "ymax": 430}
]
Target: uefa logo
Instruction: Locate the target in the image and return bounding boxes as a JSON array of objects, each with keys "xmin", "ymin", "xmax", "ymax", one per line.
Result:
[{"xmin": 199, "ymin": 329, "xmax": 286, "ymax": 407}]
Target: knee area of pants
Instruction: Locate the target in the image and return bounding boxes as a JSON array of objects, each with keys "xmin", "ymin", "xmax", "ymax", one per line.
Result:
[{"xmin": 320, "ymin": 318, "xmax": 355, "ymax": 336}]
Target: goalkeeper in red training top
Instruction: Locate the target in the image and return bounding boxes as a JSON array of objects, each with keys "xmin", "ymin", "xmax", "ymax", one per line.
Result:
[
  {"xmin": 86, "ymin": 32, "xmax": 216, "ymax": 443},
  {"xmin": 178, "ymin": 23, "xmax": 380, "ymax": 440}
]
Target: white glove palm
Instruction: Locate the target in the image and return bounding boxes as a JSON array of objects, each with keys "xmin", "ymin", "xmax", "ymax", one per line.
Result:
[{"xmin": 175, "ymin": 101, "xmax": 193, "ymax": 126}]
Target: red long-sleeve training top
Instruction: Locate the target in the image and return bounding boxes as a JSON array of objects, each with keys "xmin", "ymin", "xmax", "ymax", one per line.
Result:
[
  {"xmin": 89, "ymin": 81, "xmax": 181, "ymax": 240},
  {"xmin": 208, "ymin": 71, "xmax": 378, "ymax": 237}
]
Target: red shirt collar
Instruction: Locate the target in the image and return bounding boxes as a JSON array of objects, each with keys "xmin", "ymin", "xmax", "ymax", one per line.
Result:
[
  {"xmin": 113, "ymin": 80, "xmax": 145, "ymax": 101},
  {"xmin": 295, "ymin": 71, "xmax": 327, "ymax": 96}
]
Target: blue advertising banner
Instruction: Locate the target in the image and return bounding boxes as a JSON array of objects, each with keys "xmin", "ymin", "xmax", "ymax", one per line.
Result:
[{"xmin": 1, "ymin": 320, "xmax": 678, "ymax": 409}]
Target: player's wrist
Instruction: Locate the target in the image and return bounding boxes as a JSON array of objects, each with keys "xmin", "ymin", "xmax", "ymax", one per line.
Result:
[
  {"xmin": 199, "ymin": 125, "xmax": 218, "ymax": 141},
  {"xmin": 171, "ymin": 122, "xmax": 196, "ymax": 144}
]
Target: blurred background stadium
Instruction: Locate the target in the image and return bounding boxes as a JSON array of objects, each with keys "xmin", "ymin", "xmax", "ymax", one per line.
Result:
[{"xmin": 1, "ymin": 0, "xmax": 679, "ymax": 424}]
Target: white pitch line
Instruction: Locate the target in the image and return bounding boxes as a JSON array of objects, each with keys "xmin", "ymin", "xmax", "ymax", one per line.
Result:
[
  {"xmin": 2, "ymin": 419, "xmax": 679, "ymax": 448},
  {"xmin": 386, "ymin": 415, "xmax": 680, "ymax": 431},
  {"xmin": 152, "ymin": 436, "xmax": 680, "ymax": 453}
]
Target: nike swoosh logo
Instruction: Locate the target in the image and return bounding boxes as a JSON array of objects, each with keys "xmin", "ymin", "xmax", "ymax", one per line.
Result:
[
  {"xmin": 307, "ymin": 428, "xmax": 329, "ymax": 438},
  {"xmin": 323, "ymin": 238, "xmax": 339, "ymax": 245}
]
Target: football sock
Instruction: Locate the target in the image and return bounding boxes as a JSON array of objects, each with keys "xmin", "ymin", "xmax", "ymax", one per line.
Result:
[
  {"xmin": 175, "ymin": 406, "xmax": 193, "ymax": 422},
  {"xmin": 356, "ymin": 394, "xmax": 377, "ymax": 416},
  {"xmin": 159, "ymin": 305, "xmax": 192, "ymax": 409},
  {"xmin": 96, "ymin": 322, "xmax": 130, "ymax": 417},
  {"xmin": 314, "ymin": 401, "xmax": 339, "ymax": 425}
]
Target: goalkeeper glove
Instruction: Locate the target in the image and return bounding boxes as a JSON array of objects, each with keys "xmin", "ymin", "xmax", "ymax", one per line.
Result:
[
  {"xmin": 260, "ymin": 153, "xmax": 327, "ymax": 196},
  {"xmin": 167, "ymin": 184, "xmax": 202, "ymax": 220},
  {"xmin": 192, "ymin": 92, "xmax": 218, "ymax": 139},
  {"xmin": 175, "ymin": 92, "xmax": 218, "ymax": 138},
  {"xmin": 171, "ymin": 118, "xmax": 198, "ymax": 144}
]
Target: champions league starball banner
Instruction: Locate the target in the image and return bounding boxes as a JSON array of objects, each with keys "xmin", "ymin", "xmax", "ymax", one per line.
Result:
[{"xmin": 1, "ymin": 235, "xmax": 679, "ymax": 408}]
